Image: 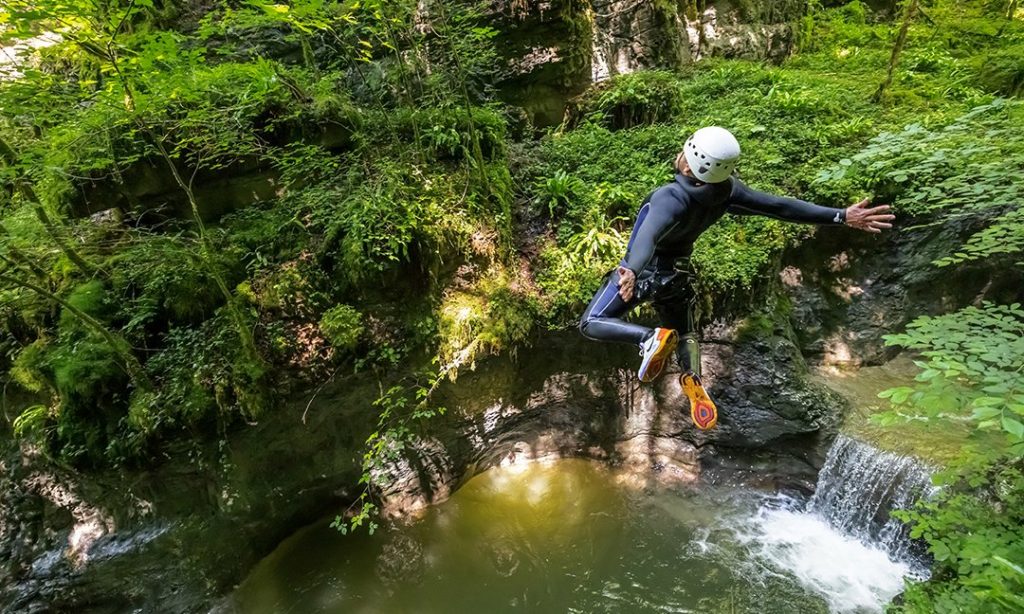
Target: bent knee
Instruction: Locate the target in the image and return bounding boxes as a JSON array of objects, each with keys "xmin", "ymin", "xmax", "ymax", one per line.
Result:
[{"xmin": 578, "ymin": 315, "xmax": 594, "ymax": 338}]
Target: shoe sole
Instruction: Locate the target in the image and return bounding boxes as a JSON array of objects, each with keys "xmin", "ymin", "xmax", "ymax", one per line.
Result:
[
  {"xmin": 681, "ymin": 373, "xmax": 718, "ymax": 430},
  {"xmin": 638, "ymin": 329, "xmax": 678, "ymax": 383}
]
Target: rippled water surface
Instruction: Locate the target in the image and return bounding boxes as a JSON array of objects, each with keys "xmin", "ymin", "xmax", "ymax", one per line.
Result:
[{"xmin": 225, "ymin": 459, "xmax": 920, "ymax": 613}]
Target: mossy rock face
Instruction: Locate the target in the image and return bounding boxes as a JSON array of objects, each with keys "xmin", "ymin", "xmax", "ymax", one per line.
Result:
[
  {"xmin": 488, "ymin": 0, "xmax": 806, "ymax": 126},
  {"xmin": 780, "ymin": 214, "xmax": 1024, "ymax": 368},
  {"xmin": 972, "ymin": 44, "xmax": 1024, "ymax": 98},
  {"xmin": 484, "ymin": 1, "xmax": 595, "ymax": 127},
  {"xmin": 674, "ymin": 314, "xmax": 847, "ymax": 463},
  {"xmin": 708, "ymin": 0, "xmax": 809, "ymax": 23},
  {"xmin": 68, "ymin": 117, "xmax": 355, "ymax": 222},
  {"xmin": 697, "ymin": 22, "xmax": 796, "ymax": 63},
  {"xmin": 71, "ymin": 159, "xmax": 283, "ymax": 222},
  {"xmin": 590, "ymin": 0, "xmax": 692, "ymax": 81}
]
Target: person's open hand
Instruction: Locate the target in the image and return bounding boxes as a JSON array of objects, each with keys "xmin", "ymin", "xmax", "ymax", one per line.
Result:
[
  {"xmin": 616, "ymin": 266, "xmax": 636, "ymax": 302},
  {"xmin": 845, "ymin": 197, "xmax": 895, "ymax": 234}
]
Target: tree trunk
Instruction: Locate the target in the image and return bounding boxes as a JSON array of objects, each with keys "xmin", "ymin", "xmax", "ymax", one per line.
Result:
[
  {"xmin": 873, "ymin": 0, "xmax": 920, "ymax": 102},
  {"xmin": 32, "ymin": 205, "xmax": 97, "ymax": 276},
  {"xmin": 147, "ymin": 133, "xmax": 263, "ymax": 366}
]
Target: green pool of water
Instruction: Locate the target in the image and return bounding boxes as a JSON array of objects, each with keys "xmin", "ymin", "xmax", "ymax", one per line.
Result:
[{"xmin": 224, "ymin": 458, "xmax": 917, "ymax": 613}]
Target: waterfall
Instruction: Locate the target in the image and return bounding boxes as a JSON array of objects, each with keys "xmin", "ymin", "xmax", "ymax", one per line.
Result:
[
  {"xmin": 809, "ymin": 434, "xmax": 936, "ymax": 562},
  {"xmin": 737, "ymin": 434, "xmax": 934, "ymax": 612}
]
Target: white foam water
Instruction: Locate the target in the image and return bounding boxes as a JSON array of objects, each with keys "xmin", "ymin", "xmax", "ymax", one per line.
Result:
[
  {"xmin": 734, "ymin": 434, "xmax": 934, "ymax": 613},
  {"xmin": 737, "ymin": 499, "xmax": 924, "ymax": 613}
]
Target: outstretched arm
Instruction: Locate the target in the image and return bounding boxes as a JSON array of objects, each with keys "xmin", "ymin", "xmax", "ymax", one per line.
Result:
[
  {"xmin": 727, "ymin": 179, "xmax": 894, "ymax": 233},
  {"xmin": 727, "ymin": 178, "xmax": 846, "ymax": 224}
]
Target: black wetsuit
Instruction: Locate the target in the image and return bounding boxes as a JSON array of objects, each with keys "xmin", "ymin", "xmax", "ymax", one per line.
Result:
[{"xmin": 578, "ymin": 172, "xmax": 846, "ymax": 372}]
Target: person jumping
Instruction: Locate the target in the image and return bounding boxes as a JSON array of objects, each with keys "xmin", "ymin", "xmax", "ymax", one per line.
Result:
[{"xmin": 577, "ymin": 127, "xmax": 894, "ymax": 430}]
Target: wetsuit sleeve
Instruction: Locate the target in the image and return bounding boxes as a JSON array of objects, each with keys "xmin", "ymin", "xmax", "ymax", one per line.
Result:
[
  {"xmin": 622, "ymin": 189, "xmax": 684, "ymax": 275},
  {"xmin": 726, "ymin": 179, "xmax": 846, "ymax": 225}
]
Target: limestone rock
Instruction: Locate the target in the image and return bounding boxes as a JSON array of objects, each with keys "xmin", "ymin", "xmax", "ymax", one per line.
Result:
[{"xmin": 782, "ymin": 219, "xmax": 1024, "ymax": 367}]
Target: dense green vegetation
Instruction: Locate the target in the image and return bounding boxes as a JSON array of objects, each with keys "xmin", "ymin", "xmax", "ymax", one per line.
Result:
[
  {"xmin": 1, "ymin": 0, "xmax": 1022, "ymax": 609},
  {"xmin": 1, "ymin": 0, "xmax": 520, "ymax": 467},
  {"xmin": 837, "ymin": 101, "xmax": 1024, "ymax": 611},
  {"xmin": 795, "ymin": 39, "xmax": 1024, "ymax": 607}
]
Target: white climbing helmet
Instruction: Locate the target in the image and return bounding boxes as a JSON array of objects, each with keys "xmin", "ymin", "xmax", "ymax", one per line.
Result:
[{"xmin": 683, "ymin": 126, "xmax": 741, "ymax": 183}]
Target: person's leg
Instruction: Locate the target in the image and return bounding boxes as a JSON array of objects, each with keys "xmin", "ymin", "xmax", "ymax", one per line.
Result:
[
  {"xmin": 651, "ymin": 272, "xmax": 701, "ymax": 377},
  {"xmin": 653, "ymin": 271, "xmax": 716, "ymax": 428},
  {"xmin": 578, "ymin": 270, "xmax": 651, "ymax": 346}
]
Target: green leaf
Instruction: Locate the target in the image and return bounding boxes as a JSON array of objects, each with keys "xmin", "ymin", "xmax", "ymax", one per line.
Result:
[
  {"xmin": 971, "ymin": 406, "xmax": 1002, "ymax": 421},
  {"xmin": 993, "ymin": 555, "xmax": 1024, "ymax": 577},
  {"xmin": 973, "ymin": 397, "xmax": 1005, "ymax": 407},
  {"xmin": 889, "ymin": 387, "xmax": 914, "ymax": 404},
  {"xmin": 1002, "ymin": 415, "xmax": 1024, "ymax": 439}
]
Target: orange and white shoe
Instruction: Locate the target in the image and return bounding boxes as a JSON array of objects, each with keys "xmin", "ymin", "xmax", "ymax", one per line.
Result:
[
  {"xmin": 637, "ymin": 328, "xmax": 678, "ymax": 382},
  {"xmin": 681, "ymin": 372, "xmax": 717, "ymax": 430}
]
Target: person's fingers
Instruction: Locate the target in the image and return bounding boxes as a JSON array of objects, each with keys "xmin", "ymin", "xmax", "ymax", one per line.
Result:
[
  {"xmin": 871, "ymin": 222, "xmax": 893, "ymax": 229},
  {"xmin": 867, "ymin": 204, "xmax": 892, "ymax": 213},
  {"xmin": 853, "ymin": 197, "xmax": 870, "ymax": 208}
]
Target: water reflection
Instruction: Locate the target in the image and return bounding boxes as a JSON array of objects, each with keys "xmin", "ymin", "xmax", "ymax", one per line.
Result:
[{"xmin": 224, "ymin": 459, "xmax": 912, "ymax": 614}]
